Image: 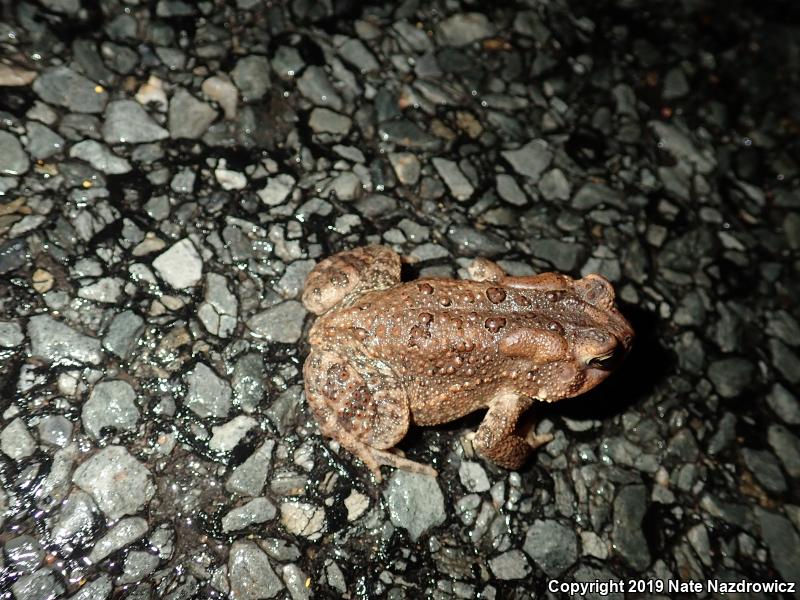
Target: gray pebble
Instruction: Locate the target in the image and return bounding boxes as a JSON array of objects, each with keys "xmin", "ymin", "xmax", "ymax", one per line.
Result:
[
  {"xmin": 611, "ymin": 484, "xmax": 651, "ymax": 571},
  {"xmin": 649, "ymin": 121, "xmax": 715, "ymax": 174},
  {"xmin": 766, "ymin": 384, "xmax": 800, "ymax": 425},
  {"xmin": 232, "ymin": 353, "xmax": 266, "ymax": 413},
  {"xmin": 379, "ymin": 120, "xmax": 441, "ymax": 151},
  {"xmin": 37, "ymin": 415, "xmax": 73, "ymax": 447},
  {"xmin": 232, "ymin": 55, "xmax": 271, "ymax": 101},
  {"xmin": 33, "ymin": 66, "xmax": 108, "ymax": 113},
  {"xmin": 769, "ymin": 339, "xmax": 800, "ymax": 384},
  {"xmin": 297, "ymin": 66, "xmax": 343, "ymax": 111},
  {"xmin": 11, "ymin": 568, "xmax": 65, "ymax": 600},
  {"xmin": 707, "ymin": 357, "xmax": 754, "ymax": 398},
  {"xmin": 184, "ymin": 363, "xmax": 232, "ymax": 419},
  {"xmin": 156, "ymin": 0, "xmax": 195, "ymax": 17},
  {"xmin": 103, "ymin": 310, "xmax": 145, "ymax": 359},
  {"xmin": 77, "ymin": 277, "xmax": 124, "ymax": 304},
  {"xmin": 666, "ymin": 428, "xmax": 699, "ymax": 463},
  {"xmin": 523, "ymin": 519, "xmax": 578, "ymax": 577},
  {"xmin": 282, "ymin": 563, "xmax": 310, "ymax": 600},
  {"xmin": 88, "ymin": 516, "xmax": 148, "ymax": 563},
  {"xmin": 488, "ymin": 549, "xmax": 530, "ymax": 580},
  {"xmin": 5, "ymin": 534, "xmax": 44, "ymax": 574},
  {"xmin": 308, "ymin": 108, "xmax": 352, "ymax": 135},
  {"xmin": 502, "ymin": 139, "xmax": 552, "ymax": 181},
  {"xmin": 257, "ymin": 174, "xmax": 295, "ymax": 206},
  {"xmin": 755, "ymin": 508, "xmax": 800, "ymax": 585},
  {"xmin": 41, "ymin": 0, "xmax": 81, "ymax": 14},
  {"xmin": 152, "ymin": 238, "xmax": 204, "ymax": 289},
  {"xmin": 433, "ymin": 158, "xmax": 474, "ymax": 201},
  {"xmin": 24, "ymin": 122, "xmax": 65, "ymax": 160},
  {"xmin": 0, "ymin": 130, "xmax": 30, "ymax": 176},
  {"xmin": 271, "ymin": 46, "xmax": 305, "ymax": 78},
  {"xmin": 276, "ymin": 260, "xmax": 315, "ymax": 299},
  {"xmin": 169, "ymin": 88, "xmax": 218, "ymax": 139},
  {"xmin": 66, "ymin": 574, "xmax": 111, "ymax": 600},
  {"xmin": 73, "ymin": 39, "xmax": 113, "ymax": 83},
  {"xmin": 459, "ymin": 461, "xmax": 490, "ymax": 493},
  {"xmin": 324, "ymin": 171, "xmax": 361, "ymax": 201},
  {"xmin": 209, "ymin": 415, "xmax": 258, "ymax": 453},
  {"xmin": 767, "ymin": 425, "xmax": 800, "ymax": 478},
  {"xmin": 50, "ymin": 489, "xmax": 96, "ymax": 545},
  {"xmin": 38, "ymin": 444, "xmax": 79, "ymax": 510},
  {"xmin": 0, "ymin": 321, "xmax": 24, "ymax": 347},
  {"xmin": 384, "ymin": 470, "xmax": 445, "ymax": 542},
  {"xmin": 82, "ymin": 379, "xmax": 140, "ymax": 439},
  {"xmin": 102, "ymin": 100, "xmax": 168, "ymax": 144},
  {"xmin": 337, "ymin": 38, "xmax": 379, "ymax": 73},
  {"xmin": 117, "ymin": 551, "xmax": 160, "ymax": 585},
  {"xmin": 247, "ymin": 301, "xmax": 306, "ymax": 344},
  {"xmin": 674, "ymin": 289, "xmax": 706, "ymax": 326},
  {"xmin": 707, "ymin": 412, "xmax": 736, "ymax": 455},
  {"xmin": 530, "ymin": 238, "xmax": 584, "ymax": 271},
  {"xmin": 1, "ymin": 418, "xmax": 36, "ymax": 460},
  {"xmin": 496, "ymin": 174, "xmax": 527, "ymax": 206},
  {"xmin": 228, "ymin": 540, "xmax": 284, "ymax": 599},
  {"xmin": 765, "ymin": 310, "xmax": 800, "ymax": 347},
  {"xmin": 69, "ymin": 140, "xmax": 131, "ymax": 174},
  {"xmin": 389, "ymin": 152, "xmax": 421, "ymax": 185},
  {"xmin": 393, "ymin": 20, "xmax": 434, "ymax": 53},
  {"xmin": 73, "ymin": 445, "xmax": 155, "ymax": 520},
  {"xmin": 437, "ymin": 13, "xmax": 496, "ymax": 47},
  {"xmin": 221, "ymin": 497, "xmax": 277, "ymax": 532},
  {"xmin": 447, "ymin": 225, "xmax": 507, "ymax": 256},
  {"xmin": 226, "ymin": 440, "xmax": 274, "ymax": 496},
  {"xmin": 101, "ymin": 41, "xmax": 138, "ymax": 74},
  {"xmin": 265, "ymin": 385, "xmax": 303, "ymax": 435},
  {"xmin": 333, "ymin": 144, "xmax": 365, "ymax": 163},
  {"xmin": 572, "ymin": 183, "xmax": 625, "ymax": 210},
  {"xmin": 198, "ymin": 273, "xmax": 238, "ymax": 338},
  {"xmin": 539, "ymin": 168, "xmax": 571, "ymax": 201},
  {"xmin": 202, "ymin": 74, "xmax": 239, "ymax": 120},
  {"xmin": 663, "ymin": 67, "xmax": 690, "ymax": 99},
  {"xmin": 170, "ymin": 167, "xmax": 196, "ymax": 193}
]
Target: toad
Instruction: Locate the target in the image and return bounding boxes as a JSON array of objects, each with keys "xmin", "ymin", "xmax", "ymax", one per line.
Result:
[{"xmin": 302, "ymin": 245, "xmax": 634, "ymax": 480}]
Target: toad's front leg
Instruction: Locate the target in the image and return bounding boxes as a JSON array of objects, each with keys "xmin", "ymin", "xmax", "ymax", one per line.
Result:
[
  {"xmin": 303, "ymin": 348, "xmax": 437, "ymax": 481},
  {"xmin": 471, "ymin": 389, "xmax": 552, "ymax": 470}
]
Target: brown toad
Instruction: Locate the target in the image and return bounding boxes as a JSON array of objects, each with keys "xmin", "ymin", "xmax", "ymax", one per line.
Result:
[{"xmin": 302, "ymin": 245, "xmax": 634, "ymax": 480}]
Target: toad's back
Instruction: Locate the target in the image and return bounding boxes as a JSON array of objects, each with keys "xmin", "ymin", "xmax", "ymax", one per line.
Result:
[{"xmin": 309, "ymin": 277, "xmax": 601, "ymax": 424}]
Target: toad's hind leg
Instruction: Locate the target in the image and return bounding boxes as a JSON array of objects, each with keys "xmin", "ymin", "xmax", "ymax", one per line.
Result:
[
  {"xmin": 303, "ymin": 349, "xmax": 436, "ymax": 481},
  {"xmin": 472, "ymin": 390, "xmax": 552, "ymax": 470},
  {"xmin": 302, "ymin": 245, "xmax": 401, "ymax": 315}
]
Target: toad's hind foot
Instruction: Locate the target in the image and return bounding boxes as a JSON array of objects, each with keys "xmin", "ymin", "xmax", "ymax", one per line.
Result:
[
  {"xmin": 320, "ymin": 426, "xmax": 436, "ymax": 482},
  {"xmin": 359, "ymin": 446, "xmax": 438, "ymax": 482}
]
